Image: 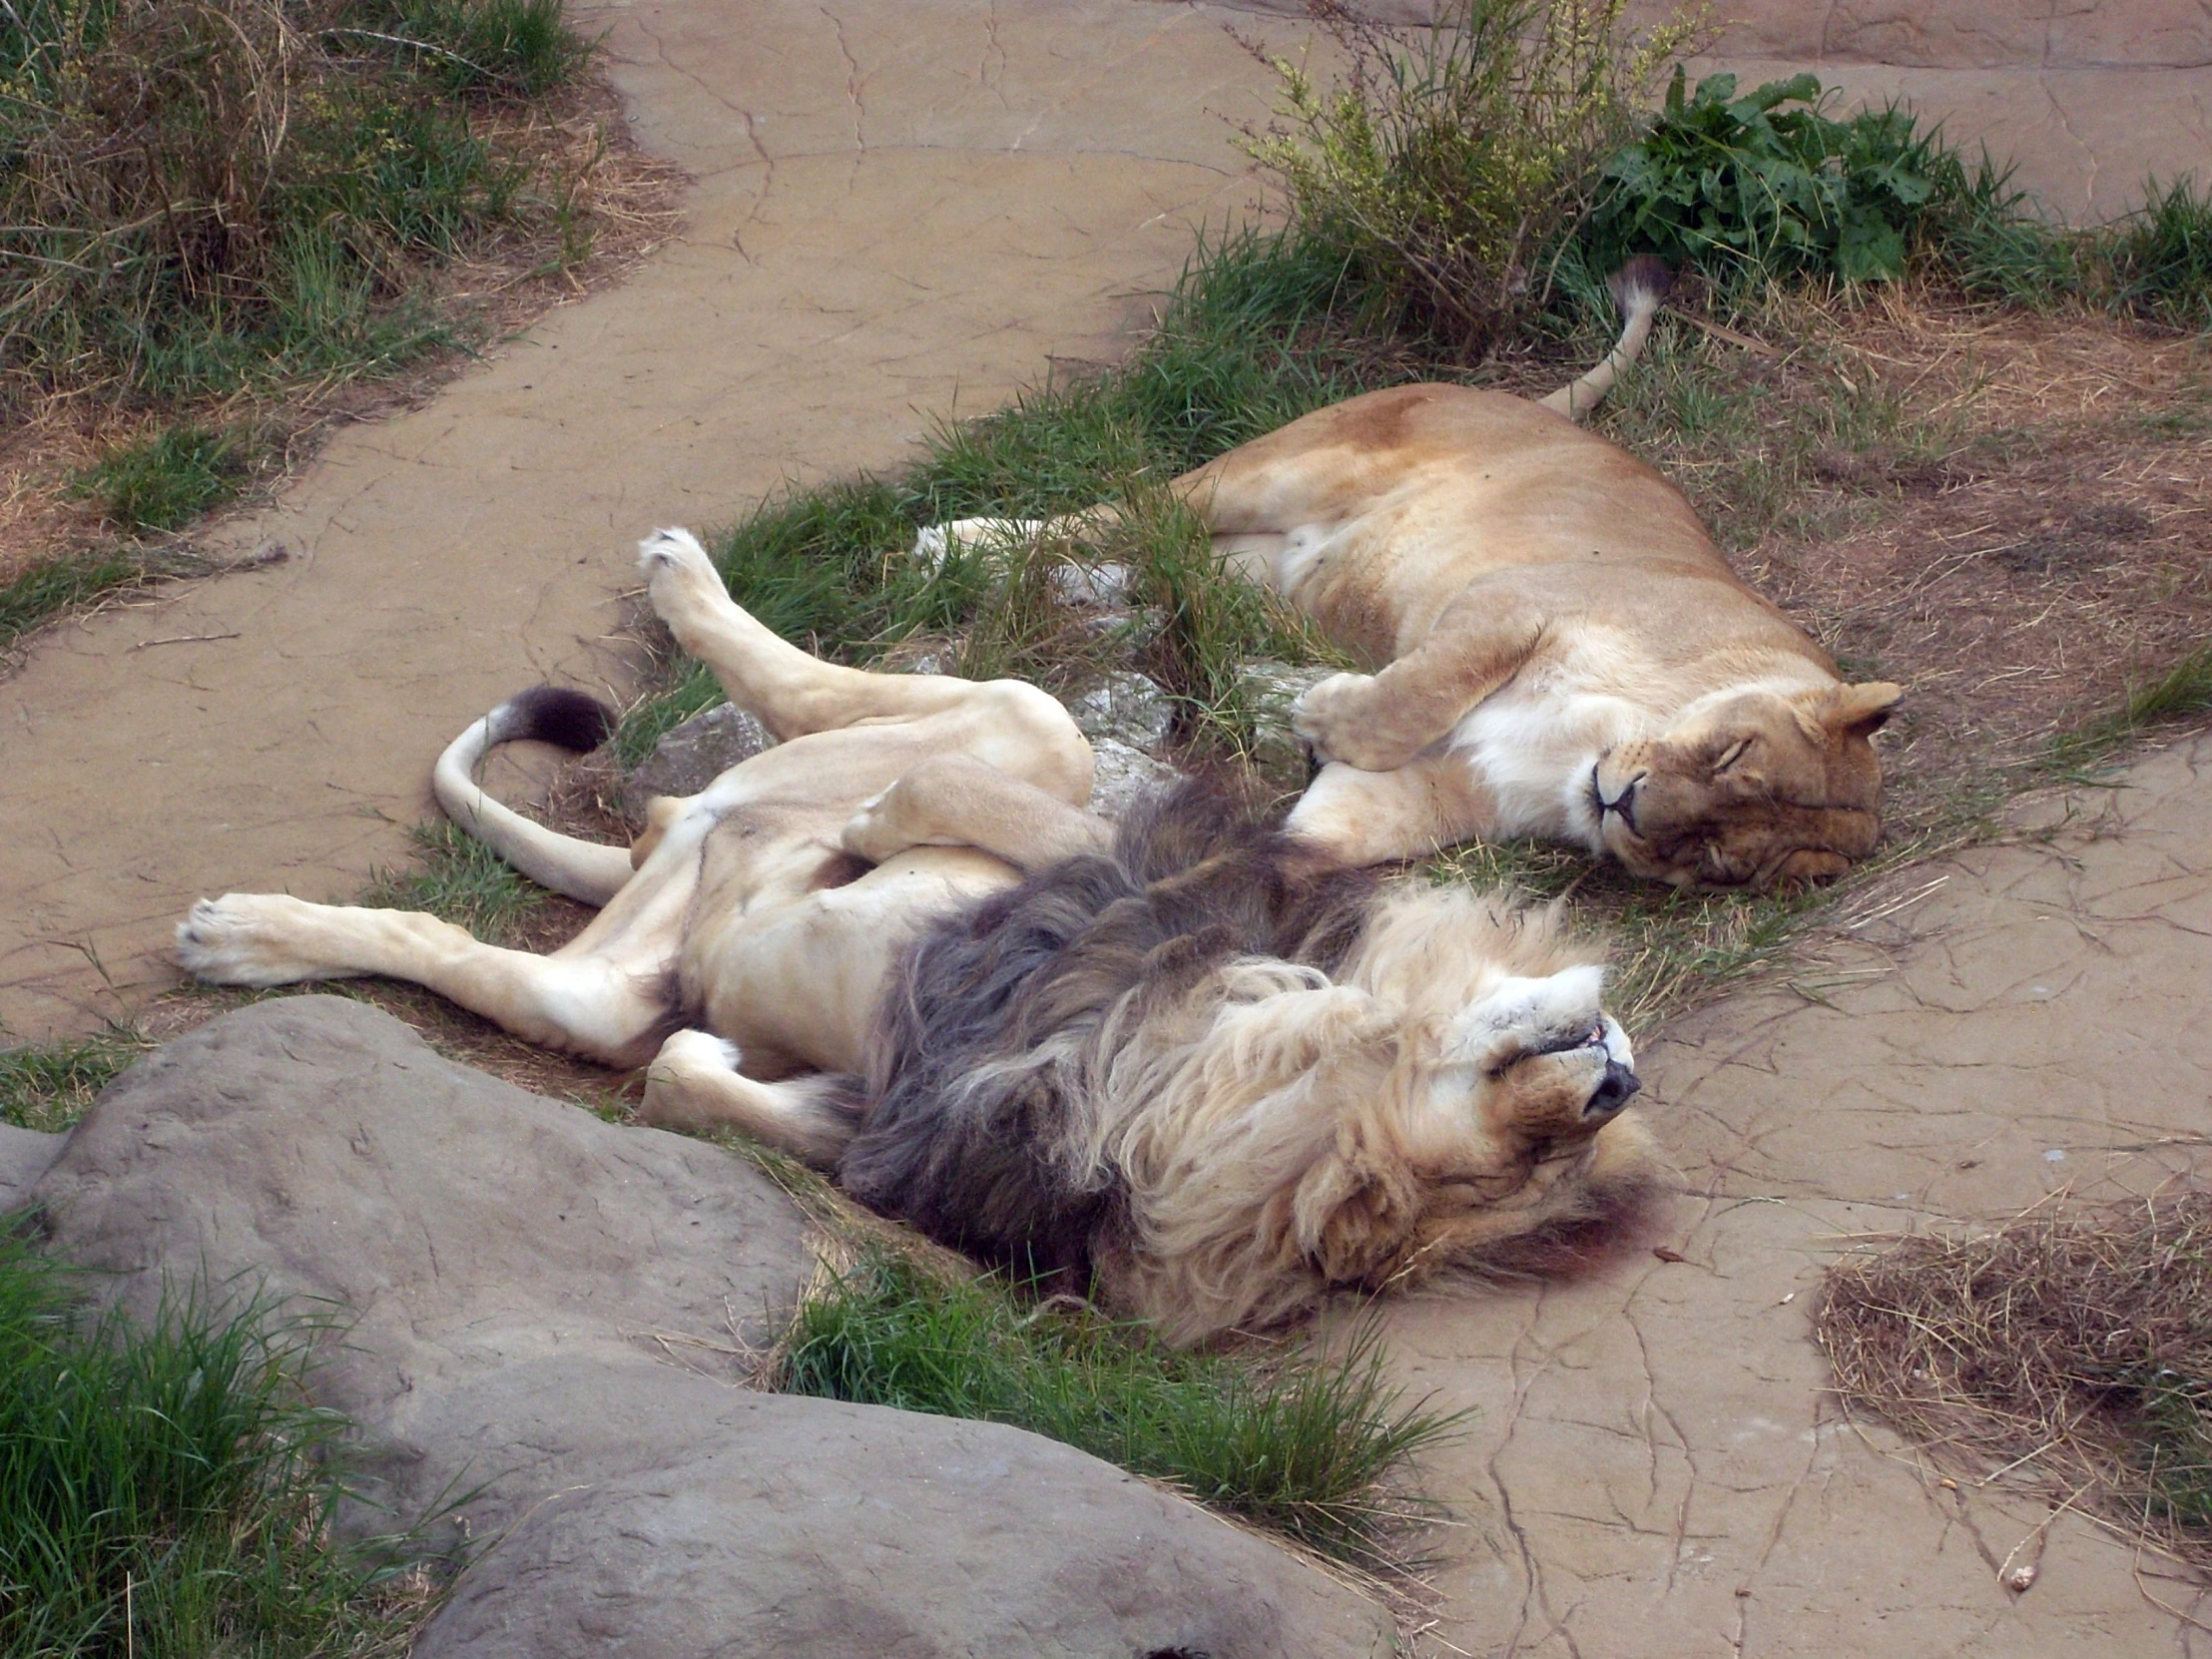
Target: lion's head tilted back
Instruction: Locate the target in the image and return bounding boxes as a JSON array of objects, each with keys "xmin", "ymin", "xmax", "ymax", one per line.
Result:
[{"xmin": 1591, "ymin": 680, "xmax": 1903, "ymax": 891}]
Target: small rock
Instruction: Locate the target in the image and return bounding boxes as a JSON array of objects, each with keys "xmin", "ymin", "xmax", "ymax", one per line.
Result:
[
  {"xmin": 1089, "ymin": 737, "xmax": 1184, "ymax": 820},
  {"xmin": 1067, "ymin": 671, "xmax": 1174, "ymax": 753},
  {"xmin": 626, "ymin": 701, "xmax": 774, "ymax": 816},
  {"xmin": 1238, "ymin": 660, "xmax": 1336, "ymax": 777}
]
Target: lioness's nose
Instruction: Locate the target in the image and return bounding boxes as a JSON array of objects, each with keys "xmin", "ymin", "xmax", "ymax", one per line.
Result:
[{"xmin": 1602, "ymin": 776, "xmax": 1642, "ymax": 829}]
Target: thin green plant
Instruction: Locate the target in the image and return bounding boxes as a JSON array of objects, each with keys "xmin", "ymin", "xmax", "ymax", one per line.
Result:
[
  {"xmin": 0, "ymin": 1235, "xmax": 441, "ymax": 1654},
  {"xmin": 69, "ymin": 423, "xmax": 248, "ymax": 533},
  {"xmin": 772, "ymin": 1246, "xmax": 1463, "ymax": 1569},
  {"xmin": 0, "ymin": 1028, "xmax": 155, "ymax": 1133},
  {"xmin": 361, "ymin": 818, "xmax": 554, "ymax": 946}
]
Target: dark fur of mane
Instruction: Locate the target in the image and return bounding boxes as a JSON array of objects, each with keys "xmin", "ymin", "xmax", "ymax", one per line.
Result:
[{"xmin": 835, "ymin": 775, "xmax": 1380, "ymax": 1286}]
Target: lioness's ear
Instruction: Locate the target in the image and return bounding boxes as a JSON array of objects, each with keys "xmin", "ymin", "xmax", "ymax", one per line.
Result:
[{"xmin": 1815, "ymin": 682, "xmax": 1903, "ymax": 741}]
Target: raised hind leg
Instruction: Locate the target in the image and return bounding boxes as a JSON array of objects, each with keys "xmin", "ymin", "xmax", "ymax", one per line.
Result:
[
  {"xmin": 640, "ymin": 528, "xmax": 1094, "ymax": 806},
  {"xmin": 640, "ymin": 529, "xmax": 983, "ymax": 739}
]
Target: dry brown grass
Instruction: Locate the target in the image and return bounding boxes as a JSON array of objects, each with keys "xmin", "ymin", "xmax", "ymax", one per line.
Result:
[{"xmin": 1819, "ymin": 1192, "xmax": 2212, "ymax": 1573}]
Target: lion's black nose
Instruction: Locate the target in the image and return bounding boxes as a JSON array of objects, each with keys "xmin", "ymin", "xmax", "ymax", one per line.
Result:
[{"xmin": 1584, "ymin": 1060, "xmax": 1640, "ymax": 1119}]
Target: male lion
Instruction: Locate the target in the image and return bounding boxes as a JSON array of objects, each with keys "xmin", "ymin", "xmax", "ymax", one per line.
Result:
[
  {"xmin": 177, "ymin": 530, "xmax": 1660, "ymax": 1346},
  {"xmin": 924, "ymin": 259, "xmax": 1903, "ymax": 888}
]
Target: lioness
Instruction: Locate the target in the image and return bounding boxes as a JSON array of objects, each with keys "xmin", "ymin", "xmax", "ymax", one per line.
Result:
[
  {"xmin": 177, "ymin": 530, "xmax": 1660, "ymax": 1346},
  {"xmin": 927, "ymin": 260, "xmax": 1903, "ymax": 888}
]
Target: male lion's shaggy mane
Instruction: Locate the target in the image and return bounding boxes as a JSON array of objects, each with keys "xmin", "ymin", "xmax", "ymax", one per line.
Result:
[{"xmin": 837, "ymin": 775, "xmax": 1380, "ymax": 1293}]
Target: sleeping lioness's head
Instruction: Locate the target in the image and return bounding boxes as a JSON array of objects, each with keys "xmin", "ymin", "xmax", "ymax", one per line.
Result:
[{"xmin": 1590, "ymin": 681, "xmax": 1903, "ymax": 890}]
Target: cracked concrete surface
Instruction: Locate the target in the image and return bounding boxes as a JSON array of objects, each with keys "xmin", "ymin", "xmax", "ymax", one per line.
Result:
[{"xmin": 1381, "ymin": 735, "xmax": 2212, "ymax": 1656}]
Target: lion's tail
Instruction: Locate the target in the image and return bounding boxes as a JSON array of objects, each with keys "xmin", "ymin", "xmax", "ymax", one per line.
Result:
[
  {"xmin": 1537, "ymin": 255, "xmax": 1672, "ymax": 422},
  {"xmin": 432, "ymin": 686, "xmax": 635, "ymax": 906}
]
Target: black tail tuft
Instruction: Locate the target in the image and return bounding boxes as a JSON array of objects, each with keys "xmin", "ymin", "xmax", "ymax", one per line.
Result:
[
  {"xmin": 485, "ymin": 685, "xmax": 618, "ymax": 753},
  {"xmin": 1609, "ymin": 253, "xmax": 1673, "ymax": 313}
]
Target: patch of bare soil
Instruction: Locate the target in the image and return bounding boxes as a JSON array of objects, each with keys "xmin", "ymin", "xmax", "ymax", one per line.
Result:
[{"xmin": 0, "ymin": 73, "xmax": 683, "ymax": 591}]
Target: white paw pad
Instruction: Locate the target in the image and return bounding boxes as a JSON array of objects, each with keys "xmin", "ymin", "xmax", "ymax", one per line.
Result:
[{"xmin": 175, "ymin": 894, "xmax": 310, "ymax": 986}]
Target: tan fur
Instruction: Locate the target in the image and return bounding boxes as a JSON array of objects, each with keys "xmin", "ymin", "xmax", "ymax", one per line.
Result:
[
  {"xmin": 931, "ymin": 299, "xmax": 1902, "ymax": 888},
  {"xmin": 177, "ymin": 529, "xmax": 1666, "ymax": 1343}
]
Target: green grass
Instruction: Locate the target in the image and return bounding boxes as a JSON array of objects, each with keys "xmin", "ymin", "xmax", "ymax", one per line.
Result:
[
  {"xmin": 2042, "ymin": 642, "xmax": 2212, "ymax": 780},
  {"xmin": 359, "ymin": 0, "xmax": 598, "ymax": 97},
  {"xmin": 68, "ymin": 423, "xmax": 247, "ymax": 533},
  {"xmin": 0, "ymin": 1234, "xmax": 435, "ymax": 1655},
  {"xmin": 773, "ymin": 1247, "xmax": 1462, "ymax": 1568},
  {"xmin": 0, "ymin": 1028, "xmax": 153, "ymax": 1134},
  {"xmin": 619, "ymin": 226, "xmax": 1377, "ymax": 768},
  {"xmin": 361, "ymin": 819, "xmax": 556, "ymax": 946},
  {"xmin": 0, "ymin": 544, "xmax": 197, "ymax": 657}
]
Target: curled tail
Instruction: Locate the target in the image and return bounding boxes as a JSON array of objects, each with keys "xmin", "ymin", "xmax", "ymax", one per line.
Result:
[
  {"xmin": 432, "ymin": 686, "xmax": 635, "ymax": 905},
  {"xmin": 1538, "ymin": 255, "xmax": 1672, "ymax": 421}
]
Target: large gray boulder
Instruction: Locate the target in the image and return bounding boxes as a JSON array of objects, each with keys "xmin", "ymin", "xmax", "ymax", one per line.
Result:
[{"xmin": 28, "ymin": 998, "xmax": 1393, "ymax": 1658}]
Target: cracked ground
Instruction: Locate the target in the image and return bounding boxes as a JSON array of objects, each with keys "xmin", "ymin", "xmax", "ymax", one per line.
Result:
[
  {"xmin": 1, "ymin": 1, "xmax": 2207, "ymax": 1652},
  {"xmin": 1379, "ymin": 736, "xmax": 2212, "ymax": 1654}
]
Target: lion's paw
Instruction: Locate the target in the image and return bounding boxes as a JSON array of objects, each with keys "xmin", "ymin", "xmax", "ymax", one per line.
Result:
[
  {"xmin": 175, "ymin": 894, "xmax": 329, "ymax": 986},
  {"xmin": 838, "ymin": 784, "xmax": 916, "ymax": 866},
  {"xmin": 640, "ymin": 1028, "xmax": 747, "ymax": 1130},
  {"xmin": 637, "ymin": 526, "xmax": 714, "ymax": 577}
]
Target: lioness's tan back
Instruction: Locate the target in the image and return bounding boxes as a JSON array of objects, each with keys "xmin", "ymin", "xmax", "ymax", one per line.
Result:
[{"xmin": 1177, "ymin": 385, "xmax": 1826, "ymax": 674}]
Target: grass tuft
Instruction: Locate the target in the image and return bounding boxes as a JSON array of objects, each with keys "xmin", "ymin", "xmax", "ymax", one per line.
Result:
[
  {"xmin": 0, "ymin": 1234, "xmax": 439, "ymax": 1654},
  {"xmin": 772, "ymin": 1247, "xmax": 1462, "ymax": 1569},
  {"xmin": 69, "ymin": 422, "xmax": 248, "ymax": 533},
  {"xmin": 0, "ymin": 545, "xmax": 194, "ymax": 657},
  {"xmin": 361, "ymin": 819, "xmax": 554, "ymax": 946},
  {"xmin": 0, "ymin": 1028, "xmax": 155, "ymax": 1133},
  {"xmin": 1820, "ymin": 1193, "xmax": 2212, "ymax": 1568},
  {"xmin": 2042, "ymin": 643, "xmax": 2212, "ymax": 781},
  {"xmin": 361, "ymin": 0, "xmax": 598, "ymax": 97}
]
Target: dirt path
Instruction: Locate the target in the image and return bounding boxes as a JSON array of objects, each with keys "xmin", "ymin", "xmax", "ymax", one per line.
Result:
[{"xmin": 0, "ymin": 0, "xmax": 1278, "ymax": 1037}]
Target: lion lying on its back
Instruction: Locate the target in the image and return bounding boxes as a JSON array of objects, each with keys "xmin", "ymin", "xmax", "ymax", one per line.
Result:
[{"xmin": 929, "ymin": 260, "xmax": 1903, "ymax": 889}]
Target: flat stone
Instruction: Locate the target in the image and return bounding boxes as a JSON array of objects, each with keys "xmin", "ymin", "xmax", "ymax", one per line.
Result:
[
  {"xmin": 1088, "ymin": 735, "xmax": 1185, "ymax": 820},
  {"xmin": 405, "ymin": 1360, "xmax": 1392, "ymax": 1659},
  {"xmin": 1067, "ymin": 670, "xmax": 1175, "ymax": 752}
]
